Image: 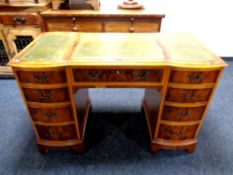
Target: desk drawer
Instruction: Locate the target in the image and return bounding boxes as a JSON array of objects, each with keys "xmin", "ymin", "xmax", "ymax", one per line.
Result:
[
  {"xmin": 162, "ymin": 106, "xmax": 205, "ymax": 121},
  {"xmin": 23, "ymin": 88, "xmax": 69, "ymax": 103},
  {"xmin": 1, "ymin": 14, "xmax": 39, "ymax": 25},
  {"xmin": 36, "ymin": 125, "xmax": 77, "ymax": 141},
  {"xmin": 166, "ymin": 88, "xmax": 212, "ymax": 103},
  {"xmin": 29, "ymin": 107, "xmax": 73, "ymax": 123},
  {"xmin": 158, "ymin": 124, "xmax": 198, "ymax": 140},
  {"xmin": 73, "ymin": 69, "xmax": 163, "ymax": 82},
  {"xmin": 169, "ymin": 70, "xmax": 219, "ymax": 84},
  {"xmin": 18, "ymin": 70, "xmax": 66, "ymax": 84}
]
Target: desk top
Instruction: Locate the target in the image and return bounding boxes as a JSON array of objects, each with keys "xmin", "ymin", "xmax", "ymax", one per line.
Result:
[{"xmin": 8, "ymin": 32, "xmax": 227, "ymax": 69}]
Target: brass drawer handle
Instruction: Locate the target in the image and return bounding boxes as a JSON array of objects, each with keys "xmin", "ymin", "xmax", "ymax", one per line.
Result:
[
  {"xmin": 39, "ymin": 91, "xmax": 52, "ymax": 102},
  {"xmin": 136, "ymin": 70, "xmax": 149, "ymax": 80},
  {"xmin": 13, "ymin": 17, "xmax": 26, "ymax": 25},
  {"xmin": 47, "ymin": 129, "xmax": 60, "ymax": 139},
  {"xmin": 178, "ymin": 110, "xmax": 190, "ymax": 117},
  {"xmin": 184, "ymin": 91, "xmax": 197, "ymax": 101},
  {"xmin": 188, "ymin": 73, "xmax": 204, "ymax": 83},
  {"xmin": 87, "ymin": 70, "xmax": 102, "ymax": 80},
  {"xmin": 171, "ymin": 131, "xmax": 183, "ymax": 137},
  {"xmin": 33, "ymin": 73, "xmax": 47, "ymax": 83},
  {"xmin": 44, "ymin": 112, "xmax": 56, "ymax": 118}
]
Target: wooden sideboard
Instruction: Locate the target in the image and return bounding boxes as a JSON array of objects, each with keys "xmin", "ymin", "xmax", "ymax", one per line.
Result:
[
  {"xmin": 0, "ymin": 1, "xmax": 50, "ymax": 77},
  {"xmin": 8, "ymin": 32, "xmax": 227, "ymax": 154},
  {"xmin": 40, "ymin": 0, "xmax": 165, "ymax": 32}
]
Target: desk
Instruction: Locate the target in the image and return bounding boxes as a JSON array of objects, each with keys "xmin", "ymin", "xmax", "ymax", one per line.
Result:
[{"xmin": 8, "ymin": 32, "xmax": 227, "ymax": 154}]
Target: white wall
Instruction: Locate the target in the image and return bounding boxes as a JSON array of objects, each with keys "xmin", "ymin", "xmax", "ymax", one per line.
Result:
[{"xmin": 159, "ymin": 0, "xmax": 233, "ymax": 57}]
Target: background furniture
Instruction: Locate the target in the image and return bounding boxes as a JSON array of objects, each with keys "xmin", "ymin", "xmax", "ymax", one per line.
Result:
[
  {"xmin": 0, "ymin": 1, "xmax": 50, "ymax": 77},
  {"xmin": 8, "ymin": 32, "xmax": 227, "ymax": 154},
  {"xmin": 0, "ymin": 0, "xmax": 165, "ymax": 77},
  {"xmin": 41, "ymin": 0, "xmax": 165, "ymax": 33}
]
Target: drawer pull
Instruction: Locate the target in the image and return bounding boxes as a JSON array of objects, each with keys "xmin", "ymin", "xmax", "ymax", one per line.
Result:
[
  {"xmin": 87, "ymin": 70, "xmax": 102, "ymax": 80},
  {"xmin": 136, "ymin": 71, "xmax": 149, "ymax": 80},
  {"xmin": 184, "ymin": 91, "xmax": 197, "ymax": 101},
  {"xmin": 39, "ymin": 92, "xmax": 52, "ymax": 102},
  {"xmin": 129, "ymin": 26, "xmax": 134, "ymax": 33},
  {"xmin": 178, "ymin": 110, "xmax": 190, "ymax": 117},
  {"xmin": 171, "ymin": 131, "xmax": 183, "ymax": 137},
  {"xmin": 13, "ymin": 17, "xmax": 26, "ymax": 25},
  {"xmin": 72, "ymin": 26, "xmax": 78, "ymax": 31},
  {"xmin": 33, "ymin": 73, "xmax": 47, "ymax": 83},
  {"xmin": 188, "ymin": 73, "xmax": 204, "ymax": 83},
  {"xmin": 44, "ymin": 112, "xmax": 56, "ymax": 118},
  {"xmin": 47, "ymin": 129, "xmax": 60, "ymax": 138}
]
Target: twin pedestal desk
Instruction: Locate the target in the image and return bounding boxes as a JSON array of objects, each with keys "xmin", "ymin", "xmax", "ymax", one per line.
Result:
[{"xmin": 8, "ymin": 32, "xmax": 227, "ymax": 154}]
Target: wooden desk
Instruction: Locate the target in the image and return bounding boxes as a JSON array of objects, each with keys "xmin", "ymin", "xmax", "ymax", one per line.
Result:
[{"xmin": 8, "ymin": 32, "xmax": 227, "ymax": 154}]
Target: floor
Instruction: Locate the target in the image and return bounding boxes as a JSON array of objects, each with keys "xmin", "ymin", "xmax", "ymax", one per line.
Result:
[{"xmin": 0, "ymin": 59, "xmax": 232, "ymax": 175}]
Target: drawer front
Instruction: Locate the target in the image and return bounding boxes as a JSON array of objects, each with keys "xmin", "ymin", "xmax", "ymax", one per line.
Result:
[
  {"xmin": 158, "ymin": 124, "xmax": 198, "ymax": 140},
  {"xmin": 45, "ymin": 17, "xmax": 102, "ymax": 32},
  {"xmin": 18, "ymin": 71, "xmax": 66, "ymax": 84},
  {"xmin": 1, "ymin": 15, "xmax": 39, "ymax": 25},
  {"xmin": 166, "ymin": 88, "xmax": 212, "ymax": 103},
  {"xmin": 133, "ymin": 20, "xmax": 160, "ymax": 32},
  {"xmin": 29, "ymin": 107, "xmax": 73, "ymax": 123},
  {"xmin": 73, "ymin": 69, "xmax": 163, "ymax": 82},
  {"xmin": 36, "ymin": 125, "xmax": 77, "ymax": 141},
  {"xmin": 104, "ymin": 18, "xmax": 160, "ymax": 32},
  {"xmin": 104, "ymin": 21, "xmax": 130, "ymax": 32},
  {"xmin": 169, "ymin": 70, "xmax": 219, "ymax": 84},
  {"xmin": 162, "ymin": 106, "xmax": 205, "ymax": 121},
  {"xmin": 74, "ymin": 20, "xmax": 102, "ymax": 32},
  {"xmin": 23, "ymin": 88, "xmax": 69, "ymax": 103}
]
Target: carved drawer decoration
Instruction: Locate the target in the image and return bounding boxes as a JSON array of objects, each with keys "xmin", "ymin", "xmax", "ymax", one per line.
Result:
[
  {"xmin": 162, "ymin": 106, "xmax": 205, "ymax": 121},
  {"xmin": 36, "ymin": 125, "xmax": 77, "ymax": 141},
  {"xmin": 158, "ymin": 124, "xmax": 198, "ymax": 140},
  {"xmin": 18, "ymin": 70, "xmax": 66, "ymax": 84},
  {"xmin": 23, "ymin": 88, "xmax": 69, "ymax": 103},
  {"xmin": 169, "ymin": 70, "xmax": 219, "ymax": 84},
  {"xmin": 73, "ymin": 69, "xmax": 163, "ymax": 82},
  {"xmin": 29, "ymin": 107, "xmax": 73, "ymax": 123},
  {"xmin": 166, "ymin": 88, "xmax": 212, "ymax": 103}
]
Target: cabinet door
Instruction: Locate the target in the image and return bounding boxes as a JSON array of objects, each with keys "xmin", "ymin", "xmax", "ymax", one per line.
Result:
[
  {"xmin": 0, "ymin": 30, "xmax": 10, "ymax": 66},
  {"xmin": 3, "ymin": 28, "xmax": 40, "ymax": 57}
]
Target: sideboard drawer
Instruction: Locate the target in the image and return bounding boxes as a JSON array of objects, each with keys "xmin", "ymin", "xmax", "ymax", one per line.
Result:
[
  {"xmin": 73, "ymin": 69, "xmax": 163, "ymax": 82},
  {"xmin": 29, "ymin": 107, "xmax": 73, "ymax": 123},
  {"xmin": 104, "ymin": 18, "xmax": 160, "ymax": 32},
  {"xmin": 1, "ymin": 14, "xmax": 39, "ymax": 25},
  {"xmin": 45, "ymin": 17, "xmax": 102, "ymax": 32},
  {"xmin": 23, "ymin": 88, "xmax": 69, "ymax": 103},
  {"xmin": 166, "ymin": 88, "xmax": 212, "ymax": 103},
  {"xmin": 36, "ymin": 125, "xmax": 77, "ymax": 141},
  {"xmin": 162, "ymin": 106, "xmax": 205, "ymax": 121},
  {"xmin": 18, "ymin": 70, "xmax": 66, "ymax": 84},
  {"xmin": 158, "ymin": 124, "xmax": 198, "ymax": 140},
  {"xmin": 169, "ymin": 70, "xmax": 219, "ymax": 84}
]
